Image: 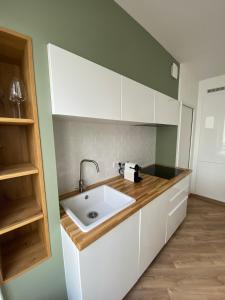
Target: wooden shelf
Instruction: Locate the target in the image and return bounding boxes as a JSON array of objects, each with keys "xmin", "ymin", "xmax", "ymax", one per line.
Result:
[
  {"xmin": 1, "ymin": 222, "xmax": 49, "ymax": 283},
  {"xmin": 0, "ymin": 27, "xmax": 50, "ymax": 284},
  {"xmin": 0, "ymin": 196, "xmax": 43, "ymax": 235},
  {"xmin": 0, "ymin": 163, "xmax": 38, "ymax": 180},
  {"xmin": 0, "ymin": 117, "xmax": 34, "ymax": 125}
]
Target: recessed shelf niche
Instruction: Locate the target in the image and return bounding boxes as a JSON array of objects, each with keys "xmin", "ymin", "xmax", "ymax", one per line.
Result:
[
  {"xmin": 0, "ymin": 220, "xmax": 48, "ymax": 283},
  {"xmin": 0, "ymin": 27, "xmax": 51, "ymax": 284}
]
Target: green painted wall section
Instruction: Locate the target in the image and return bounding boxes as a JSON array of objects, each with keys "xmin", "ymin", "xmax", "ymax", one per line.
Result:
[
  {"xmin": 155, "ymin": 126, "xmax": 178, "ymax": 167},
  {"xmin": 0, "ymin": 1, "xmax": 179, "ymax": 299}
]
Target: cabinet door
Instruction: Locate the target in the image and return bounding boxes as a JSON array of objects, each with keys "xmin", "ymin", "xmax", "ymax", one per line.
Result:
[
  {"xmin": 155, "ymin": 91, "xmax": 180, "ymax": 125},
  {"xmin": 166, "ymin": 197, "xmax": 188, "ymax": 242},
  {"xmin": 139, "ymin": 193, "xmax": 168, "ymax": 275},
  {"xmin": 48, "ymin": 44, "xmax": 121, "ymax": 120},
  {"xmin": 79, "ymin": 212, "xmax": 140, "ymax": 300},
  {"xmin": 121, "ymin": 76, "xmax": 155, "ymax": 123}
]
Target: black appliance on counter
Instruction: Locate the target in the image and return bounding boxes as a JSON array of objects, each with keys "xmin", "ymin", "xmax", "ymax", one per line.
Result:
[{"xmin": 141, "ymin": 164, "xmax": 183, "ymax": 180}]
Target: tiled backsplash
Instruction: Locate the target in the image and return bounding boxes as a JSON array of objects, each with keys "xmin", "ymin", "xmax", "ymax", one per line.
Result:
[{"xmin": 53, "ymin": 118, "xmax": 156, "ymax": 194}]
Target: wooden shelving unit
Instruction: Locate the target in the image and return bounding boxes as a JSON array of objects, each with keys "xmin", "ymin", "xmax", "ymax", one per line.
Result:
[
  {"xmin": 0, "ymin": 195, "xmax": 43, "ymax": 235},
  {"xmin": 1, "ymin": 221, "xmax": 48, "ymax": 283},
  {"xmin": 0, "ymin": 117, "xmax": 34, "ymax": 125},
  {"xmin": 0, "ymin": 28, "xmax": 51, "ymax": 284},
  {"xmin": 0, "ymin": 163, "xmax": 38, "ymax": 180}
]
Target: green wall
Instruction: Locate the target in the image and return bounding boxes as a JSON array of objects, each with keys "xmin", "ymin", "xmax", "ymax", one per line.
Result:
[
  {"xmin": 156, "ymin": 126, "xmax": 178, "ymax": 167},
  {"xmin": 0, "ymin": 1, "xmax": 179, "ymax": 299}
]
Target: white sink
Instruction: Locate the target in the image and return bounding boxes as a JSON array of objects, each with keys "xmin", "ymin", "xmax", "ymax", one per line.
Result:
[{"xmin": 61, "ymin": 185, "xmax": 135, "ymax": 232}]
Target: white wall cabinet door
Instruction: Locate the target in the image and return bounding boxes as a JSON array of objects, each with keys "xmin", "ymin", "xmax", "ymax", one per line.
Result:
[
  {"xmin": 121, "ymin": 76, "xmax": 155, "ymax": 123},
  {"xmin": 139, "ymin": 193, "xmax": 168, "ymax": 275},
  {"xmin": 79, "ymin": 212, "xmax": 140, "ymax": 300},
  {"xmin": 155, "ymin": 91, "xmax": 180, "ymax": 125},
  {"xmin": 48, "ymin": 44, "xmax": 121, "ymax": 120}
]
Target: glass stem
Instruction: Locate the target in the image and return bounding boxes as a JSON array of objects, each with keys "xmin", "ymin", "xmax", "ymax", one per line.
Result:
[{"xmin": 17, "ymin": 101, "xmax": 21, "ymax": 118}]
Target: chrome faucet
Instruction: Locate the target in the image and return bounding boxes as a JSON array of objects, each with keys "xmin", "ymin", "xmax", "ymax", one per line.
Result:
[{"xmin": 79, "ymin": 159, "xmax": 100, "ymax": 193}]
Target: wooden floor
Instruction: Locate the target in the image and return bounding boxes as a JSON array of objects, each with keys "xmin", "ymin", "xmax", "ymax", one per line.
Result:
[{"xmin": 125, "ymin": 195, "xmax": 225, "ymax": 300}]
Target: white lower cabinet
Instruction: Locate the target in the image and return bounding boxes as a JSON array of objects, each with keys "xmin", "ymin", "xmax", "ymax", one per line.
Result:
[
  {"xmin": 166, "ymin": 196, "xmax": 188, "ymax": 242},
  {"xmin": 165, "ymin": 176, "xmax": 189, "ymax": 242},
  {"xmin": 139, "ymin": 192, "xmax": 168, "ymax": 275},
  {"xmin": 61, "ymin": 212, "xmax": 140, "ymax": 300},
  {"xmin": 61, "ymin": 176, "xmax": 190, "ymax": 300}
]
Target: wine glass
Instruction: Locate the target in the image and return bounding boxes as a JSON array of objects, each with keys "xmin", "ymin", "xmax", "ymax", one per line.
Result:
[{"xmin": 9, "ymin": 79, "xmax": 26, "ymax": 118}]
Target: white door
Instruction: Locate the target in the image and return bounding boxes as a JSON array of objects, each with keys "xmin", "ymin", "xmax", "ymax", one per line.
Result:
[
  {"xmin": 121, "ymin": 76, "xmax": 155, "ymax": 123},
  {"xmin": 178, "ymin": 105, "xmax": 193, "ymax": 168},
  {"xmin": 48, "ymin": 44, "xmax": 121, "ymax": 120},
  {"xmin": 196, "ymin": 161, "xmax": 225, "ymax": 202},
  {"xmin": 195, "ymin": 76, "xmax": 225, "ymax": 202},
  {"xmin": 198, "ymin": 90, "xmax": 225, "ymax": 164}
]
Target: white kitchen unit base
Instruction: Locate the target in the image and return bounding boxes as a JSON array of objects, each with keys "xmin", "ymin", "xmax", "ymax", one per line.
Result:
[
  {"xmin": 139, "ymin": 191, "xmax": 168, "ymax": 275},
  {"xmin": 166, "ymin": 197, "xmax": 188, "ymax": 242},
  {"xmin": 61, "ymin": 176, "xmax": 190, "ymax": 300},
  {"xmin": 61, "ymin": 212, "xmax": 140, "ymax": 300}
]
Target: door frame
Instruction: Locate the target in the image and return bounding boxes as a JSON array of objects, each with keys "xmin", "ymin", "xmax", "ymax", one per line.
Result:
[{"xmin": 176, "ymin": 101, "xmax": 195, "ymax": 168}]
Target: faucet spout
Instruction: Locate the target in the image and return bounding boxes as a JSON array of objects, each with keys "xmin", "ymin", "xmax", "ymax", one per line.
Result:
[{"xmin": 79, "ymin": 159, "xmax": 100, "ymax": 193}]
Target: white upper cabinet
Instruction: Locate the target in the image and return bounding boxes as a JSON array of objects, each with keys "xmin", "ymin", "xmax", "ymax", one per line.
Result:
[
  {"xmin": 121, "ymin": 76, "xmax": 155, "ymax": 123},
  {"xmin": 48, "ymin": 44, "xmax": 179, "ymax": 125},
  {"xmin": 155, "ymin": 91, "xmax": 180, "ymax": 125},
  {"xmin": 47, "ymin": 44, "xmax": 121, "ymax": 120}
]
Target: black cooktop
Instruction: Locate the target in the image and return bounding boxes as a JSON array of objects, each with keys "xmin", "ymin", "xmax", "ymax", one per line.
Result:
[{"xmin": 141, "ymin": 164, "xmax": 183, "ymax": 180}]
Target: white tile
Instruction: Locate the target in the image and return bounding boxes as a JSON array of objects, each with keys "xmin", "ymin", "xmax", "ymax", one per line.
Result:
[{"xmin": 53, "ymin": 119, "xmax": 156, "ymax": 194}]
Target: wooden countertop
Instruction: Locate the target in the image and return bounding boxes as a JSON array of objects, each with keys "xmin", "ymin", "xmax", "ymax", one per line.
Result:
[{"xmin": 60, "ymin": 169, "xmax": 191, "ymax": 251}]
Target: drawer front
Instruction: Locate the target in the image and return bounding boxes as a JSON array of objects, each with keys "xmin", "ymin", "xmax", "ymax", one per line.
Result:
[
  {"xmin": 174, "ymin": 176, "xmax": 190, "ymax": 191},
  {"xmin": 163, "ymin": 176, "xmax": 190, "ymax": 204},
  {"xmin": 166, "ymin": 197, "xmax": 188, "ymax": 242},
  {"xmin": 169, "ymin": 188, "xmax": 188, "ymax": 211}
]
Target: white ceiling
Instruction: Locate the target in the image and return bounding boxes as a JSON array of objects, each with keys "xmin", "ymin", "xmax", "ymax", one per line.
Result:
[{"xmin": 115, "ymin": 0, "xmax": 225, "ymax": 80}]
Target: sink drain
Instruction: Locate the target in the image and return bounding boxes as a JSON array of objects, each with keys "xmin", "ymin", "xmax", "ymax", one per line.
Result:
[{"xmin": 87, "ymin": 211, "xmax": 98, "ymax": 219}]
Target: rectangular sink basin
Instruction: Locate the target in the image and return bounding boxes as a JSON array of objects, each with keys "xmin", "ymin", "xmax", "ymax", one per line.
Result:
[{"xmin": 61, "ymin": 185, "xmax": 135, "ymax": 232}]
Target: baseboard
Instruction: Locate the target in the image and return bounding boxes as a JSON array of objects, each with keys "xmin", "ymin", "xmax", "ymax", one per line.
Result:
[{"xmin": 190, "ymin": 193, "xmax": 225, "ymax": 207}]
